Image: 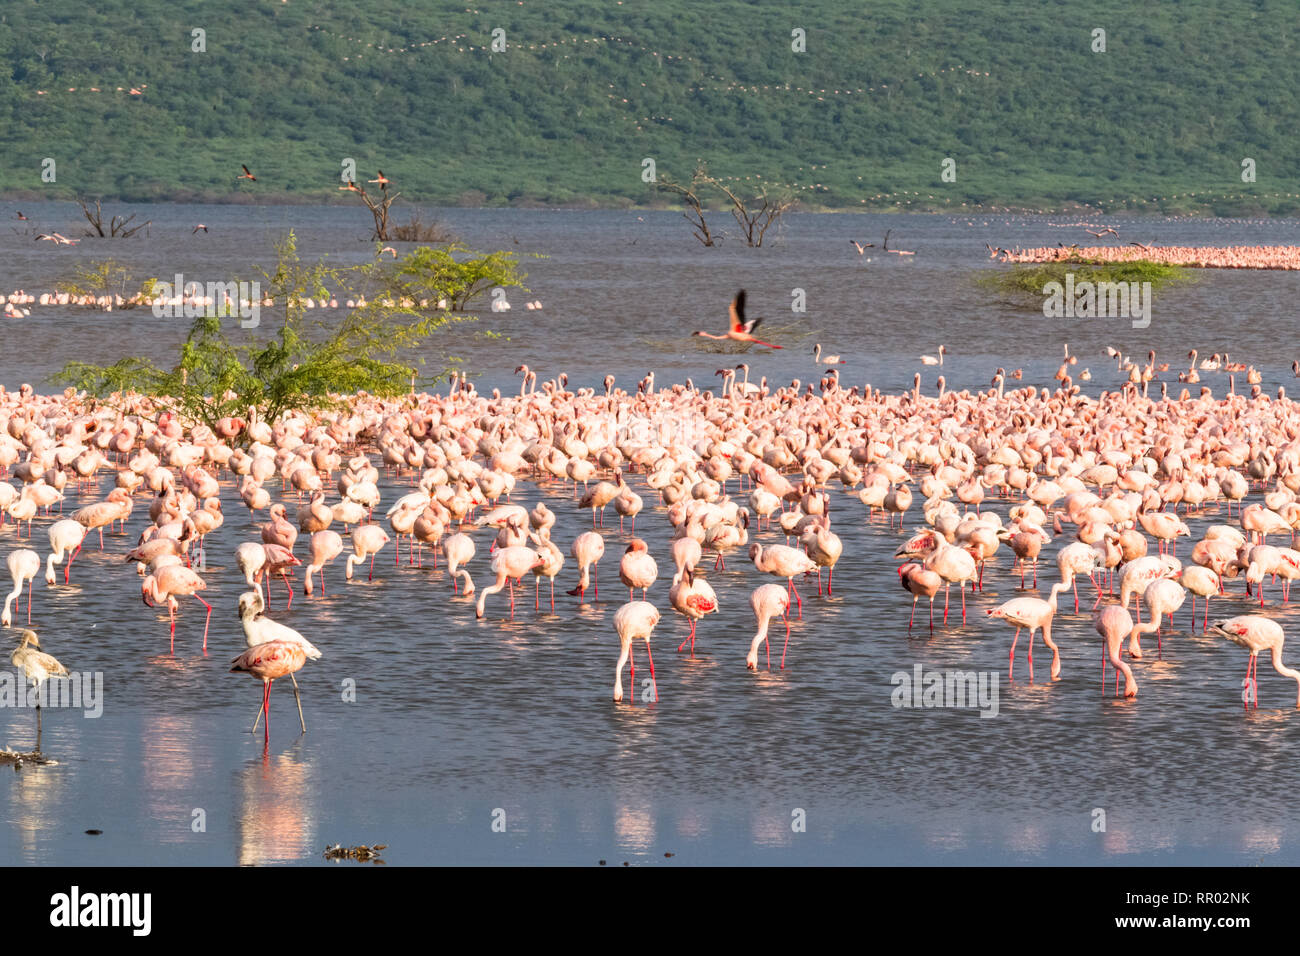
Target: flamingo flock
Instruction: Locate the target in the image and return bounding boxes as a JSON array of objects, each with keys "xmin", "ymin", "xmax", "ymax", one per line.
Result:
[
  {"xmin": 10, "ymin": 342, "xmax": 1300, "ymax": 765},
  {"xmin": 992, "ymin": 244, "xmax": 1300, "ymax": 270}
]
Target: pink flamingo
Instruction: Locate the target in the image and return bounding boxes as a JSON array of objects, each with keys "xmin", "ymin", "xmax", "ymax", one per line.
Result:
[
  {"xmin": 1094, "ymin": 604, "xmax": 1138, "ymax": 698},
  {"xmin": 568, "ymin": 531, "xmax": 605, "ymax": 603},
  {"xmin": 986, "ymin": 580, "xmax": 1070, "ymax": 682},
  {"xmin": 613, "ymin": 600, "xmax": 660, "ymax": 702},
  {"xmin": 230, "ymin": 641, "xmax": 308, "ymax": 748},
  {"xmin": 897, "ymin": 561, "xmax": 943, "ymax": 631},
  {"xmin": 2, "ymin": 550, "xmax": 40, "ymax": 626},
  {"xmin": 142, "ymin": 564, "xmax": 212, "ymax": 651},
  {"xmin": 1179, "ymin": 566, "xmax": 1220, "ymax": 631},
  {"xmin": 692, "ymin": 290, "xmax": 782, "ymax": 349},
  {"xmin": 72, "ymin": 487, "xmax": 132, "ymax": 548},
  {"xmin": 749, "ymin": 542, "xmax": 817, "ymax": 618},
  {"xmin": 261, "ymin": 543, "xmax": 301, "ymax": 608},
  {"xmin": 747, "ymin": 583, "xmax": 791, "ymax": 670},
  {"xmin": 1210, "ymin": 616, "xmax": 1300, "ymax": 710},
  {"xmin": 303, "ymin": 530, "xmax": 343, "ymax": 596},
  {"xmin": 261, "ymin": 503, "xmax": 298, "ymax": 552},
  {"xmin": 1128, "ymin": 578, "xmax": 1186, "ymax": 659},
  {"xmin": 669, "ymin": 567, "xmax": 717, "ymax": 654},
  {"xmin": 443, "ymin": 533, "xmax": 476, "ymax": 594},
  {"xmin": 476, "ymin": 545, "xmax": 544, "ymax": 620},
  {"xmin": 44, "ymin": 519, "xmax": 86, "ymax": 585},
  {"xmin": 346, "ymin": 525, "xmax": 390, "ymax": 581},
  {"xmin": 619, "ymin": 538, "xmax": 658, "ymax": 600}
]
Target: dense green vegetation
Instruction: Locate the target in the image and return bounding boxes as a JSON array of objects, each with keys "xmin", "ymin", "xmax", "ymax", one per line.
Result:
[
  {"xmin": 976, "ymin": 261, "xmax": 1191, "ymax": 306},
  {"xmin": 3, "ymin": 0, "xmax": 1299, "ymax": 213}
]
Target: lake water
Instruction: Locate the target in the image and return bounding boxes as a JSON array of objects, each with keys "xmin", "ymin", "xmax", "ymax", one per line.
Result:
[{"xmin": 2, "ymin": 205, "xmax": 1299, "ymax": 865}]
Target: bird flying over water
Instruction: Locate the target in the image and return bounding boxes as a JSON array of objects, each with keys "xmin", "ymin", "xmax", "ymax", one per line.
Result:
[
  {"xmin": 850, "ymin": 239, "xmax": 873, "ymax": 254},
  {"xmin": 193, "ymin": 224, "xmax": 208, "ymax": 234},
  {"xmin": 368, "ymin": 171, "xmax": 390, "ymax": 190},
  {"xmin": 692, "ymin": 290, "xmax": 782, "ymax": 349},
  {"xmin": 238, "ymin": 164, "xmax": 257, "ymax": 181}
]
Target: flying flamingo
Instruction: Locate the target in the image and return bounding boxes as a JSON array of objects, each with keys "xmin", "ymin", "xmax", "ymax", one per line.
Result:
[
  {"xmin": 3, "ymin": 549, "xmax": 40, "ymax": 626},
  {"xmin": 986, "ymin": 579, "xmax": 1071, "ymax": 682},
  {"xmin": 613, "ymin": 601, "xmax": 660, "ymax": 703},
  {"xmin": 10, "ymin": 630, "xmax": 69, "ymax": 752},
  {"xmin": 1210, "ymin": 616, "xmax": 1300, "ymax": 710},
  {"xmin": 692, "ymin": 290, "xmax": 782, "ymax": 349},
  {"xmin": 44, "ymin": 519, "xmax": 86, "ymax": 585},
  {"xmin": 142, "ymin": 564, "xmax": 212, "ymax": 651},
  {"xmin": 346, "ymin": 525, "xmax": 390, "ymax": 581},
  {"xmin": 669, "ymin": 567, "xmax": 717, "ymax": 654},
  {"xmin": 747, "ymin": 583, "xmax": 791, "ymax": 670},
  {"xmin": 230, "ymin": 641, "xmax": 309, "ymax": 748},
  {"xmin": 1094, "ymin": 605, "xmax": 1138, "ymax": 699},
  {"xmin": 476, "ymin": 545, "xmax": 544, "ymax": 620}
]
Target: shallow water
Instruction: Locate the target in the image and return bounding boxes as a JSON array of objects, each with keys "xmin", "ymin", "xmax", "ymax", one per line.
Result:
[{"xmin": 2, "ymin": 206, "xmax": 1299, "ymax": 865}]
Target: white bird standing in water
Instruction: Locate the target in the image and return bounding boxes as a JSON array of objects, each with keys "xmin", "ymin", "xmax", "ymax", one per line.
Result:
[
  {"xmin": 613, "ymin": 601, "xmax": 660, "ymax": 703},
  {"xmin": 3, "ymin": 549, "xmax": 41, "ymax": 626},
  {"xmin": 11, "ymin": 630, "xmax": 69, "ymax": 752}
]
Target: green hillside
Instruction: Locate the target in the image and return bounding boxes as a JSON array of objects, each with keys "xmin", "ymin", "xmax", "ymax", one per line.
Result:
[{"xmin": 2, "ymin": 0, "xmax": 1298, "ymax": 213}]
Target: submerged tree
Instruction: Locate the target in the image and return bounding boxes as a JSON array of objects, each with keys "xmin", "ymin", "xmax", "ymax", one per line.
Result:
[
  {"xmin": 57, "ymin": 232, "xmax": 527, "ymax": 435},
  {"xmin": 343, "ymin": 171, "xmax": 399, "ymax": 240},
  {"xmin": 654, "ymin": 163, "xmax": 717, "ymax": 247},
  {"xmin": 654, "ymin": 162, "xmax": 797, "ymax": 247},
  {"xmin": 76, "ymin": 198, "xmax": 151, "ymax": 238}
]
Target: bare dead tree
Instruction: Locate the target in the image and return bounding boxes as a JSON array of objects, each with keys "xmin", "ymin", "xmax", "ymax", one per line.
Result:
[
  {"xmin": 345, "ymin": 176, "xmax": 400, "ymax": 241},
  {"xmin": 654, "ymin": 163, "xmax": 717, "ymax": 247},
  {"xmin": 704, "ymin": 176, "xmax": 797, "ymax": 248},
  {"xmin": 76, "ymin": 198, "xmax": 151, "ymax": 238},
  {"xmin": 655, "ymin": 162, "xmax": 795, "ymax": 248}
]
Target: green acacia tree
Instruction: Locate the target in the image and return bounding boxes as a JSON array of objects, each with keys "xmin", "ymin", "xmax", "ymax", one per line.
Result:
[
  {"xmin": 390, "ymin": 243, "xmax": 533, "ymax": 311},
  {"xmin": 56, "ymin": 259, "xmax": 160, "ymax": 308},
  {"xmin": 57, "ymin": 232, "xmax": 526, "ymax": 436}
]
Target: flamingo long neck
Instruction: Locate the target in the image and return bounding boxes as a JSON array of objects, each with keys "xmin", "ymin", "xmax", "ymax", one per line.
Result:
[
  {"xmin": 1046, "ymin": 579, "xmax": 1070, "ymax": 613},
  {"xmin": 1269, "ymin": 644, "xmax": 1300, "ymax": 689}
]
